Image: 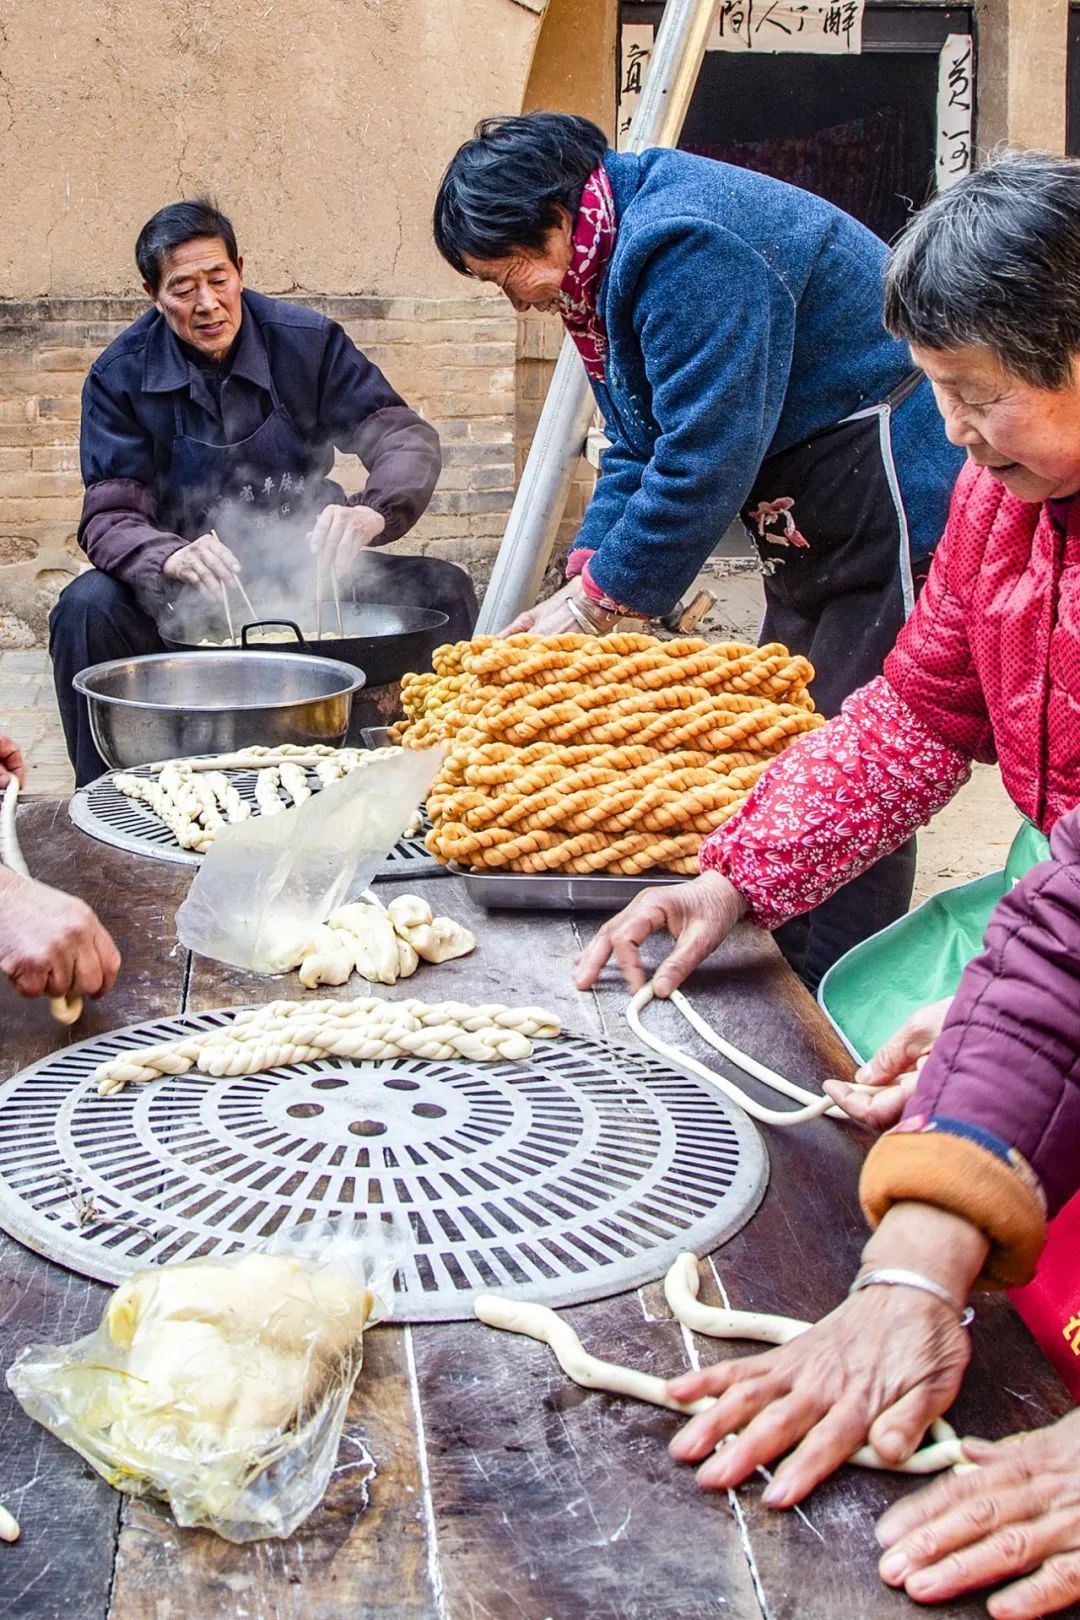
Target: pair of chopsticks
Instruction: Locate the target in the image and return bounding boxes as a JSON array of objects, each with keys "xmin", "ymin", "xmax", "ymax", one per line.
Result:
[
  {"xmin": 314, "ymin": 553, "xmax": 345, "ymax": 642},
  {"xmin": 210, "ymin": 527, "xmax": 258, "ymax": 645}
]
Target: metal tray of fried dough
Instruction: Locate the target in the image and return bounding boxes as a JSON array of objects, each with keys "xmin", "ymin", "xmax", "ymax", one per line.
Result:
[{"xmin": 450, "ymin": 863, "xmax": 688, "ymax": 911}]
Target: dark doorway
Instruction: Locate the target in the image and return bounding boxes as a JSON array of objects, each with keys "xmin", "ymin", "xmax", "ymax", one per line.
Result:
[{"xmin": 619, "ymin": 4, "xmax": 975, "ymax": 244}]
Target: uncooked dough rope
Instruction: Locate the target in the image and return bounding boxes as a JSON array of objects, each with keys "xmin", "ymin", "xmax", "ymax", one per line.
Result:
[
  {"xmin": 627, "ymin": 982, "xmax": 854, "ymax": 1127},
  {"xmin": 476, "ymin": 1253, "xmax": 966, "ymax": 1477},
  {"xmin": 95, "ymin": 998, "xmax": 561, "ymax": 1094},
  {"xmin": 0, "ymin": 778, "xmax": 82, "ymax": 1024}
]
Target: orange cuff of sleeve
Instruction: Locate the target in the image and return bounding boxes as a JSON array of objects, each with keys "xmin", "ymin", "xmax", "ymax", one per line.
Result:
[{"xmin": 860, "ymin": 1131, "xmax": 1047, "ymax": 1290}]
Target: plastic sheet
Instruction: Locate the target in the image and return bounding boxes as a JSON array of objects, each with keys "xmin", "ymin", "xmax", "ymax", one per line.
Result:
[
  {"xmin": 7, "ymin": 1220, "xmax": 402, "ymax": 1541},
  {"xmin": 176, "ymin": 746, "xmax": 443, "ymax": 972}
]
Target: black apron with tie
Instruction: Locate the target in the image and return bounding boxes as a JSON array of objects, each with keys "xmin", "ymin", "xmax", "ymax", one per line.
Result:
[{"xmin": 737, "ymin": 372, "xmax": 926, "ymax": 992}]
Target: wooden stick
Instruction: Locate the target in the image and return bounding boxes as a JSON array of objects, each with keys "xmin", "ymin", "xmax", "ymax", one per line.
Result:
[
  {"xmin": 209, "ymin": 527, "xmax": 259, "ymax": 622},
  {"xmin": 331, "ymin": 558, "xmax": 344, "ymax": 639},
  {"xmin": 315, "ymin": 553, "xmax": 323, "ymax": 642},
  {"xmin": 0, "ymin": 779, "xmax": 82, "ymax": 1026},
  {"xmin": 220, "ymin": 580, "xmax": 237, "ymax": 646}
]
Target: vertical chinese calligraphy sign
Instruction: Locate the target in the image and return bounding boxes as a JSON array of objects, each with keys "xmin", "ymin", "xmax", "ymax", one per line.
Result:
[
  {"xmin": 936, "ymin": 33, "xmax": 975, "ymax": 190},
  {"xmin": 708, "ymin": 1, "xmax": 866, "ymax": 54},
  {"xmin": 617, "ymin": 23, "xmax": 655, "ymax": 150}
]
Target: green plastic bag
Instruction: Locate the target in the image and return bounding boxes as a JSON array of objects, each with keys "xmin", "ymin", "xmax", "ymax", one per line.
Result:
[{"xmin": 818, "ymin": 820, "xmax": 1050, "ymax": 1065}]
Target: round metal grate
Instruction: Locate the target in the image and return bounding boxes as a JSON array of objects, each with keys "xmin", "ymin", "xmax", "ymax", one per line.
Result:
[
  {"xmin": 69, "ymin": 766, "xmax": 442, "ymax": 881},
  {"xmin": 0, "ymin": 1011, "xmax": 768, "ymax": 1321}
]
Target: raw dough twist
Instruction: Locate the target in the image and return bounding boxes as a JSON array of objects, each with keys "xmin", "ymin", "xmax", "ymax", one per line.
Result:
[{"xmin": 95, "ymin": 997, "xmax": 561, "ymax": 1094}]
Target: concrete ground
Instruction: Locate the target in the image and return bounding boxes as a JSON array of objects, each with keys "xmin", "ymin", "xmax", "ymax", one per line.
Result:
[{"xmin": 2, "ymin": 567, "xmax": 1021, "ymax": 898}]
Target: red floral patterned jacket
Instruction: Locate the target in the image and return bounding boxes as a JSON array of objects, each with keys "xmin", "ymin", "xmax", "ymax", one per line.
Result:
[{"xmin": 700, "ymin": 461, "xmax": 1080, "ymax": 927}]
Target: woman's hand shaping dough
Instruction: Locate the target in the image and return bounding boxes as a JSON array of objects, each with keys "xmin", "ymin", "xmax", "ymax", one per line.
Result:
[
  {"xmin": 0, "ymin": 869, "xmax": 121, "ymax": 1000},
  {"xmin": 0, "ymin": 735, "xmax": 25, "ymax": 791},
  {"xmin": 824, "ymin": 996, "xmax": 953, "ymax": 1131},
  {"xmin": 876, "ymin": 1408, "xmax": 1080, "ymax": 1618},
  {"xmin": 574, "ymin": 870, "xmax": 748, "ymax": 996}
]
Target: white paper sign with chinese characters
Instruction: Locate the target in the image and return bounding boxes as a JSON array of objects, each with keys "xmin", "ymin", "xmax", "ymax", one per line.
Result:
[
  {"xmin": 936, "ymin": 33, "xmax": 975, "ymax": 190},
  {"xmin": 617, "ymin": 23, "xmax": 655, "ymax": 150},
  {"xmin": 708, "ymin": 0, "xmax": 865, "ymax": 53}
]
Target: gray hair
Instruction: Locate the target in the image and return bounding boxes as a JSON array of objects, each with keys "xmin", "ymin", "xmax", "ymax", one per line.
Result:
[{"xmin": 884, "ymin": 151, "xmax": 1080, "ymax": 390}]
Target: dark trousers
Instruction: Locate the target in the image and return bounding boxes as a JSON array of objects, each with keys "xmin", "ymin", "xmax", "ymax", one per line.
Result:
[{"xmin": 50, "ymin": 554, "xmax": 479, "ymax": 787}]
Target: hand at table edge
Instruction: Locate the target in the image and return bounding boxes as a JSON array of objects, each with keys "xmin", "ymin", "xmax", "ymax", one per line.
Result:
[{"xmin": 0, "ymin": 734, "xmax": 25, "ymax": 790}]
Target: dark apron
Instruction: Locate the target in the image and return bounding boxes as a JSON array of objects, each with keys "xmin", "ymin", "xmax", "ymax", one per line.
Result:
[
  {"xmin": 163, "ymin": 379, "xmax": 477, "ymax": 641},
  {"xmin": 165, "ymin": 374, "xmax": 344, "ymax": 551},
  {"xmin": 739, "ymin": 371, "xmax": 925, "ymax": 991}
]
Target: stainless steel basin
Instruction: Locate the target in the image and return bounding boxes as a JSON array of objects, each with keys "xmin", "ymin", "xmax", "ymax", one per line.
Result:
[{"xmin": 73, "ymin": 651, "xmax": 366, "ymax": 769}]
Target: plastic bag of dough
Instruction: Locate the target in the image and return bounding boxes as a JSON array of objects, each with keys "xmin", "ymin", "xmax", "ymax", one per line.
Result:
[
  {"xmin": 5, "ymin": 1219, "xmax": 403, "ymax": 1542},
  {"xmin": 175, "ymin": 746, "xmax": 443, "ymax": 974}
]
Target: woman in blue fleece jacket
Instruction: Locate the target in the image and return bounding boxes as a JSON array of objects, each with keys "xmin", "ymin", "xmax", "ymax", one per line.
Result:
[{"xmin": 434, "ymin": 113, "xmax": 964, "ymax": 986}]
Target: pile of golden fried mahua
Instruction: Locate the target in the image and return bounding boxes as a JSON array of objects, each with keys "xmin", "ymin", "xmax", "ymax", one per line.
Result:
[{"xmin": 394, "ymin": 633, "xmax": 823, "ymax": 876}]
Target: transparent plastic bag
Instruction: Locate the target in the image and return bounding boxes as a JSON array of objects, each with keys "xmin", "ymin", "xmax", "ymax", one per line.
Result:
[
  {"xmin": 6, "ymin": 1219, "xmax": 403, "ymax": 1542},
  {"xmin": 176, "ymin": 746, "xmax": 443, "ymax": 973}
]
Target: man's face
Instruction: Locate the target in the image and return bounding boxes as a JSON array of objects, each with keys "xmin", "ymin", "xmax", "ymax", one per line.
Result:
[{"xmin": 147, "ymin": 236, "xmax": 244, "ymax": 362}]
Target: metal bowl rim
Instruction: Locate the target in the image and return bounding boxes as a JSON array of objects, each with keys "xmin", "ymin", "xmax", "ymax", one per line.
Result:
[
  {"xmin": 158, "ymin": 601, "xmax": 451, "ymax": 642},
  {"xmin": 72, "ymin": 650, "xmax": 367, "ymax": 713}
]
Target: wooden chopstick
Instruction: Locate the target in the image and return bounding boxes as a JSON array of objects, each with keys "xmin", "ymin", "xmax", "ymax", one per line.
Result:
[
  {"xmin": 209, "ymin": 527, "xmax": 259, "ymax": 623},
  {"xmin": 220, "ymin": 580, "xmax": 237, "ymax": 646},
  {"xmin": 315, "ymin": 553, "xmax": 323, "ymax": 641},
  {"xmin": 331, "ymin": 559, "xmax": 344, "ymax": 639}
]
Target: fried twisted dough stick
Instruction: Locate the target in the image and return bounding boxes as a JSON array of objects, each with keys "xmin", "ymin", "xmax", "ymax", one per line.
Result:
[
  {"xmin": 474, "ymin": 1254, "xmax": 965, "ymax": 1477},
  {"xmin": 431, "ymin": 757, "xmax": 771, "ymax": 838},
  {"xmin": 468, "ymin": 639, "xmax": 813, "ymax": 704},
  {"xmin": 428, "ymin": 821, "xmax": 706, "ymax": 875},
  {"xmin": 95, "ymin": 997, "xmax": 560, "ymax": 1094}
]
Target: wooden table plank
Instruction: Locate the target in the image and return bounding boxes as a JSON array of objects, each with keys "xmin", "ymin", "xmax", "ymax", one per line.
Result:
[
  {"xmin": 107, "ymin": 1326, "xmax": 438, "ymax": 1620},
  {"xmin": 0, "ymin": 806, "xmax": 192, "ymax": 1620}
]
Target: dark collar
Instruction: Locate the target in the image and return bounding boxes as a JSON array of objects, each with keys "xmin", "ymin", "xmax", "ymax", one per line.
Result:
[{"xmin": 141, "ymin": 291, "xmax": 273, "ymax": 395}]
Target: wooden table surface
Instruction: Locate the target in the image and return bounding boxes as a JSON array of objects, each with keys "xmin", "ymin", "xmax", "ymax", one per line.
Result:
[{"xmin": 1, "ymin": 800, "xmax": 1074, "ymax": 1620}]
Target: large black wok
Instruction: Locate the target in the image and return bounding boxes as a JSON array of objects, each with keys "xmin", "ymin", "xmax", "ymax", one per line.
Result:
[{"xmin": 158, "ymin": 600, "xmax": 449, "ymax": 687}]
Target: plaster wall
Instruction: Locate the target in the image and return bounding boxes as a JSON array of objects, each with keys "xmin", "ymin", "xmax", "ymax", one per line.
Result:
[
  {"xmin": 975, "ymin": 0, "xmax": 1069, "ymax": 154},
  {"xmin": 0, "ymin": 0, "xmax": 544, "ymax": 300}
]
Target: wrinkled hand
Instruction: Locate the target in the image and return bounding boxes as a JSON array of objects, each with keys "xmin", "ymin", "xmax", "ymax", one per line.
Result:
[
  {"xmin": 308, "ymin": 504, "xmax": 386, "ymax": 575},
  {"xmin": 876, "ymin": 1408, "xmax": 1080, "ymax": 1617},
  {"xmin": 574, "ymin": 870, "xmax": 747, "ymax": 996},
  {"xmin": 824, "ymin": 997, "xmax": 953, "ymax": 1131},
  {"xmin": 500, "ymin": 578, "xmax": 585, "ymax": 638},
  {"xmin": 665, "ymin": 1286, "xmax": 971, "ymax": 1507},
  {"xmin": 0, "ymin": 735, "xmax": 25, "ymax": 791},
  {"xmin": 0, "ymin": 869, "xmax": 121, "ymax": 1000},
  {"xmin": 162, "ymin": 531, "xmax": 243, "ymax": 601}
]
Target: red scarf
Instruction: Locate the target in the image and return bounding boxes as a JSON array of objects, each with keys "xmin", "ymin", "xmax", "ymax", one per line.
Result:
[{"xmin": 557, "ymin": 165, "xmax": 617, "ymax": 382}]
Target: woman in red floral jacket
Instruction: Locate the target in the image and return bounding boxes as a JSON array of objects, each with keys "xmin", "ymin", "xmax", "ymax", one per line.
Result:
[{"xmin": 577, "ymin": 151, "xmax": 1080, "ymax": 1617}]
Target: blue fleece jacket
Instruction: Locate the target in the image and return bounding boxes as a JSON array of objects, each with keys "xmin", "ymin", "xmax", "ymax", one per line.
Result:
[{"xmin": 573, "ymin": 149, "xmax": 965, "ymax": 617}]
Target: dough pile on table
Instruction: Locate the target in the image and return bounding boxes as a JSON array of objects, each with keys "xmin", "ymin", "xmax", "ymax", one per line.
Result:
[
  {"xmin": 113, "ymin": 745, "xmax": 422, "ymax": 854},
  {"xmin": 392, "ymin": 634, "xmax": 824, "ymax": 875},
  {"xmin": 293, "ymin": 894, "xmax": 475, "ymax": 989}
]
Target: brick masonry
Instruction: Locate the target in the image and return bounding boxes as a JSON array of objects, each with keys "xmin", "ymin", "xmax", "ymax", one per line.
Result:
[{"xmin": 0, "ymin": 293, "xmax": 528, "ymax": 646}]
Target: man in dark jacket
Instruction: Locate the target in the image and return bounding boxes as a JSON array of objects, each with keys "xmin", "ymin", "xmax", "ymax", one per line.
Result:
[{"xmin": 51, "ymin": 198, "xmax": 477, "ymax": 785}]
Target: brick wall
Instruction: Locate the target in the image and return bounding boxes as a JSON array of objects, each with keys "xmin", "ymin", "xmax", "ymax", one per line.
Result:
[{"xmin": 0, "ymin": 295, "xmax": 519, "ymax": 647}]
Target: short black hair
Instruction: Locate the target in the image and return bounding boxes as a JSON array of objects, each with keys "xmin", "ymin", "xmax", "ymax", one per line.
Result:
[
  {"xmin": 885, "ymin": 152, "xmax": 1080, "ymax": 390},
  {"xmin": 136, "ymin": 198, "xmax": 240, "ymax": 292},
  {"xmin": 434, "ymin": 113, "xmax": 609, "ymax": 274}
]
